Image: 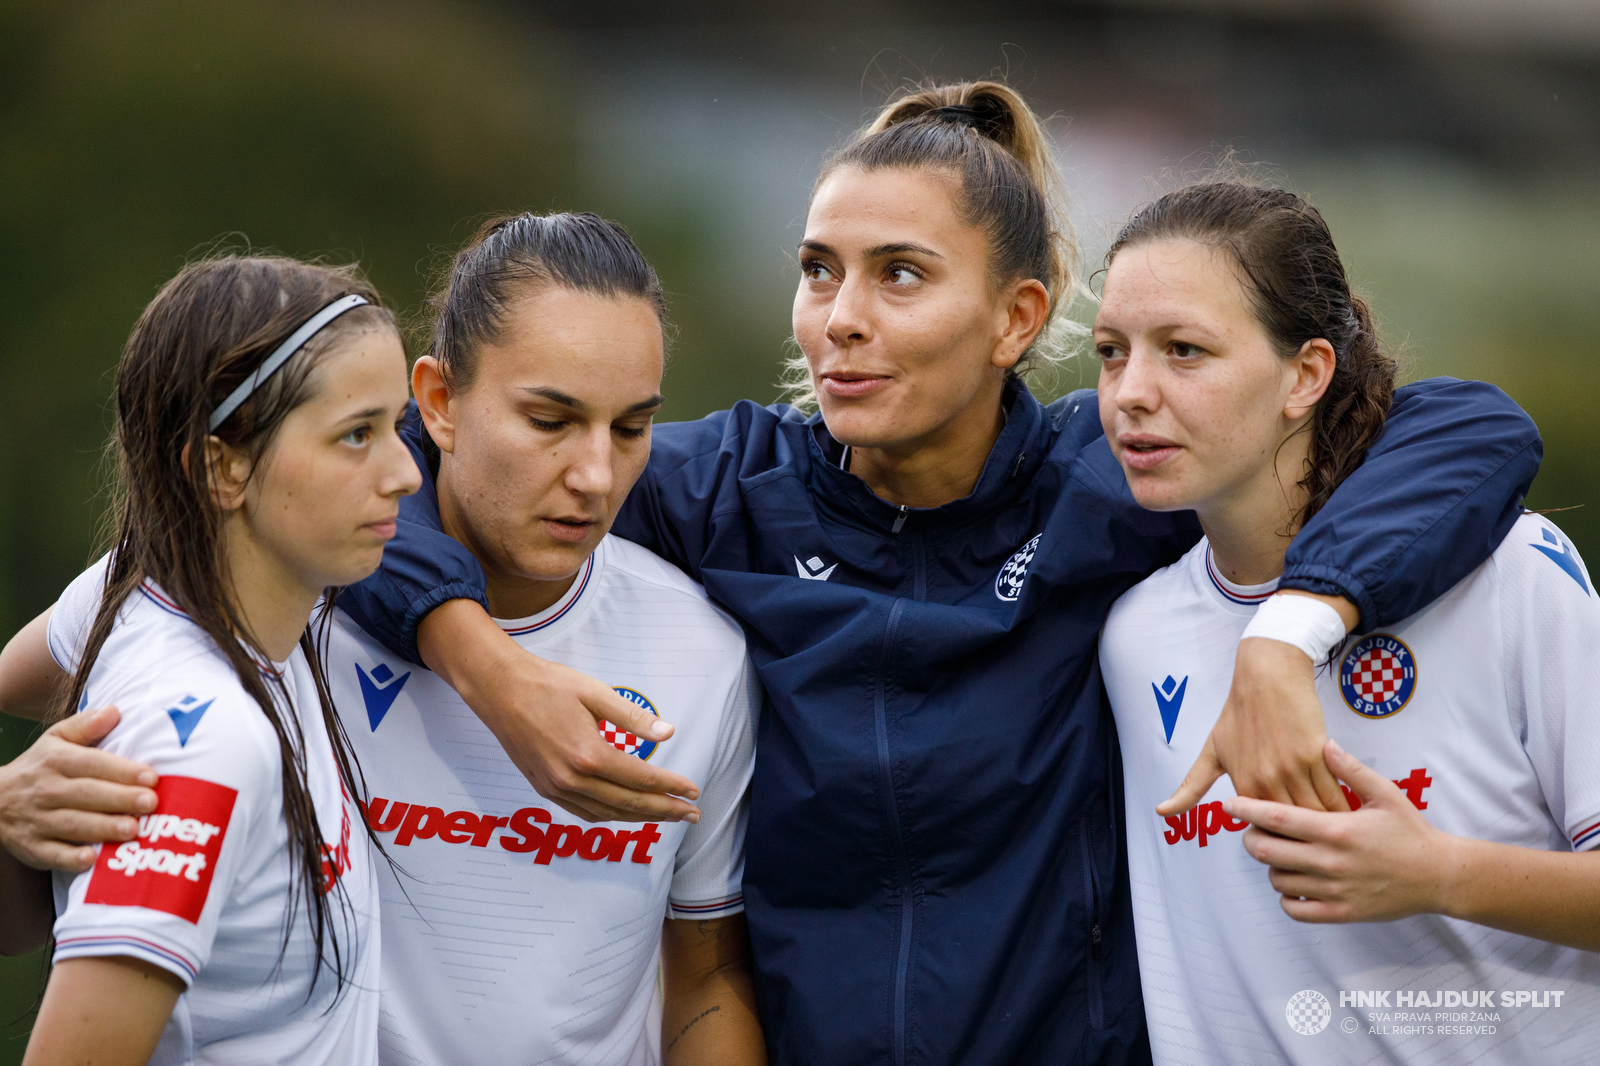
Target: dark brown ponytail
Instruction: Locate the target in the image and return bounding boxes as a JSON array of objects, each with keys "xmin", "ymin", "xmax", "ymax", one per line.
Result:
[
  {"xmin": 62, "ymin": 254, "xmax": 395, "ymax": 996},
  {"xmin": 1106, "ymin": 183, "xmax": 1397, "ymax": 526}
]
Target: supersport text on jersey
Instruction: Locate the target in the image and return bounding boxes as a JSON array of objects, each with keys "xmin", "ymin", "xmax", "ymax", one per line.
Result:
[{"xmin": 330, "ymin": 534, "xmax": 757, "ymax": 1066}]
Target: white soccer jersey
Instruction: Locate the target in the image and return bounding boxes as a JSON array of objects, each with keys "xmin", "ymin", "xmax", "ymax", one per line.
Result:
[
  {"xmin": 1099, "ymin": 513, "xmax": 1600, "ymax": 1065},
  {"xmin": 48, "ymin": 560, "xmax": 380, "ymax": 1066},
  {"xmin": 326, "ymin": 534, "xmax": 759, "ymax": 1066}
]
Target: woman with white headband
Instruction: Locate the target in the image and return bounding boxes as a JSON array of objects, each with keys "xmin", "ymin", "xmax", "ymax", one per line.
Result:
[{"xmin": 0, "ymin": 256, "xmax": 419, "ymax": 1066}]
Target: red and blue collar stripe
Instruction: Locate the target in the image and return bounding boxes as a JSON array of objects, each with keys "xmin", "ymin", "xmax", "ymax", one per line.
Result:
[
  {"xmin": 1205, "ymin": 546, "xmax": 1277, "ymax": 606},
  {"xmin": 140, "ymin": 580, "xmax": 283, "ymax": 680},
  {"xmin": 500, "ymin": 555, "xmax": 594, "ymax": 637}
]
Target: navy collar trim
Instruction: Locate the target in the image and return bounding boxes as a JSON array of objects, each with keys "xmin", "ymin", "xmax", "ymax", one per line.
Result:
[{"xmin": 804, "ymin": 379, "xmax": 1048, "ymax": 533}]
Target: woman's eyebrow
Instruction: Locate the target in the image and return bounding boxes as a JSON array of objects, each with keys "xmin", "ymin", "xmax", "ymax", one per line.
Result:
[
  {"xmin": 520, "ymin": 385, "xmax": 584, "ymax": 411},
  {"xmin": 865, "ymin": 241, "xmax": 943, "ymax": 260},
  {"xmin": 337, "ymin": 405, "xmax": 388, "ymax": 422},
  {"xmin": 622, "ymin": 395, "xmax": 664, "ymax": 415},
  {"xmin": 520, "ymin": 386, "xmax": 663, "ymax": 417}
]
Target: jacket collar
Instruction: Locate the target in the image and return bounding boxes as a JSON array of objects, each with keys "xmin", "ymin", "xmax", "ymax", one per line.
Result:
[{"xmin": 803, "ymin": 378, "xmax": 1051, "ymax": 534}]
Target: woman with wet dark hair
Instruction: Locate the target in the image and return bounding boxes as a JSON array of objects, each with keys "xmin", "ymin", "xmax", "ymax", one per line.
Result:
[{"xmin": 1, "ymin": 255, "xmax": 419, "ymax": 1064}]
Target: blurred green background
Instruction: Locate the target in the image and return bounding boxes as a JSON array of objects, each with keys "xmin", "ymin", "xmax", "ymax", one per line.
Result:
[{"xmin": 0, "ymin": 0, "xmax": 1595, "ymax": 1054}]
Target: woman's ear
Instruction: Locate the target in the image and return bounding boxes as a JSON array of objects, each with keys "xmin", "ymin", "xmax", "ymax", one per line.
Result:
[
  {"xmin": 412, "ymin": 357, "xmax": 458, "ymax": 454},
  {"xmin": 991, "ymin": 278, "xmax": 1051, "ymax": 372},
  {"xmin": 1285, "ymin": 338, "xmax": 1337, "ymax": 420},
  {"xmin": 183, "ymin": 437, "xmax": 253, "ymax": 512}
]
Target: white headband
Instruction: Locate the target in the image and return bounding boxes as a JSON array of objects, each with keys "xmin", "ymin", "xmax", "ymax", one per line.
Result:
[{"xmin": 207, "ymin": 293, "xmax": 369, "ymax": 432}]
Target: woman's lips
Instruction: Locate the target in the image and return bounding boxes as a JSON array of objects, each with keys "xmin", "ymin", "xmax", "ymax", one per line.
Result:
[
  {"xmin": 820, "ymin": 374, "xmax": 891, "ymax": 399},
  {"xmin": 1119, "ymin": 437, "xmax": 1182, "ymax": 471},
  {"xmin": 544, "ymin": 518, "xmax": 596, "ymax": 544},
  {"xmin": 364, "ymin": 519, "xmax": 398, "ymax": 539}
]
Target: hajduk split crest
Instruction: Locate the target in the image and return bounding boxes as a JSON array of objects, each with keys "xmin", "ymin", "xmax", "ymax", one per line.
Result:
[
  {"xmin": 598, "ymin": 687, "xmax": 661, "ymax": 761},
  {"xmin": 995, "ymin": 535, "xmax": 1042, "ymax": 603},
  {"xmin": 1339, "ymin": 633, "xmax": 1417, "ymax": 719}
]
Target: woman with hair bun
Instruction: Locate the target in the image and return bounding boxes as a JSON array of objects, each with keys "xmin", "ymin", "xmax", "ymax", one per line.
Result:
[
  {"xmin": 6, "ymin": 83, "xmax": 1543, "ymax": 1064},
  {"xmin": 1097, "ymin": 183, "xmax": 1600, "ymax": 1064}
]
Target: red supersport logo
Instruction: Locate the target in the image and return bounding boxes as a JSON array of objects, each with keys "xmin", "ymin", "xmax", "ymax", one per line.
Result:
[
  {"xmin": 1163, "ymin": 768, "xmax": 1433, "ymax": 847},
  {"xmin": 320, "ymin": 785, "xmax": 354, "ymax": 895},
  {"xmin": 362, "ymin": 797, "xmax": 661, "ymax": 865}
]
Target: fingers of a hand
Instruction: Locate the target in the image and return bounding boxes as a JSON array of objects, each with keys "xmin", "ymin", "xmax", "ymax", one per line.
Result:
[
  {"xmin": 1157, "ymin": 743, "xmax": 1223, "ymax": 817},
  {"xmin": 1284, "ymin": 770, "xmax": 1332, "ymax": 813},
  {"xmin": 1241, "ymin": 826, "xmax": 1318, "ymax": 870},
  {"xmin": 16, "ymin": 839, "xmax": 98, "ymax": 874},
  {"xmin": 34, "ymin": 778, "xmax": 153, "ymax": 819},
  {"xmin": 584, "ymin": 684, "xmax": 673, "ymax": 742},
  {"xmin": 1307, "ymin": 758, "xmax": 1350, "ymax": 812},
  {"xmin": 26, "ymin": 808, "xmax": 139, "ymax": 846},
  {"xmin": 1267, "ymin": 867, "xmax": 1344, "ymax": 904},
  {"xmin": 1278, "ymin": 894, "xmax": 1346, "ymax": 924},
  {"xmin": 547, "ymin": 795, "xmax": 613, "ymax": 824},
  {"xmin": 47, "ymin": 704, "xmax": 121, "ymax": 744},
  {"xmin": 557, "ymin": 774, "xmax": 701, "ymax": 823},
  {"xmin": 38, "ymin": 736, "xmax": 157, "ymax": 790},
  {"xmin": 1230, "ymin": 798, "xmax": 1331, "ymax": 844},
  {"xmin": 579, "ymin": 744, "xmax": 699, "ymax": 801},
  {"xmin": 1323, "ymin": 739, "xmax": 1391, "ymax": 809}
]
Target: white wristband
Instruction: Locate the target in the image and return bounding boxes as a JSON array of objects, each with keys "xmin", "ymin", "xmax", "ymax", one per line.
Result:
[{"xmin": 1240, "ymin": 593, "xmax": 1349, "ymax": 662}]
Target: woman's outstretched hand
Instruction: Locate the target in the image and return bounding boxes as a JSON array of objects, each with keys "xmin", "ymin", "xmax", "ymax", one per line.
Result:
[
  {"xmin": 419, "ymin": 599, "xmax": 703, "ymax": 825},
  {"xmin": 0, "ymin": 705, "xmax": 158, "ymax": 873},
  {"xmin": 1223, "ymin": 739, "xmax": 1446, "ymax": 923},
  {"xmin": 1158, "ymin": 636, "xmax": 1350, "ymax": 816}
]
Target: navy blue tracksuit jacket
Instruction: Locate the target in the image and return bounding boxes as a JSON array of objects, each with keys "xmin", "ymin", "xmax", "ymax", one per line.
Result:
[{"xmin": 342, "ymin": 378, "xmax": 1540, "ymax": 1065}]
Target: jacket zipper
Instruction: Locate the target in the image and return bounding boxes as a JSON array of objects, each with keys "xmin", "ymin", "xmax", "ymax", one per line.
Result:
[
  {"xmin": 1079, "ymin": 823, "xmax": 1106, "ymax": 1029},
  {"xmin": 875, "ymin": 598, "xmax": 915, "ymax": 1066}
]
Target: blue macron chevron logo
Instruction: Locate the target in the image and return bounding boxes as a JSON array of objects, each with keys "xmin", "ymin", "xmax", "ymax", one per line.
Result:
[
  {"xmin": 167, "ymin": 695, "xmax": 214, "ymax": 747},
  {"xmin": 357, "ymin": 662, "xmax": 411, "ymax": 731},
  {"xmin": 1152, "ymin": 675, "xmax": 1187, "ymax": 744},
  {"xmin": 1532, "ymin": 527, "xmax": 1589, "ymax": 595}
]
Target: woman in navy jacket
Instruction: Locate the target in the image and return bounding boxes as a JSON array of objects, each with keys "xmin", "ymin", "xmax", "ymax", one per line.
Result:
[{"xmin": 342, "ymin": 85, "xmax": 1540, "ymax": 1064}]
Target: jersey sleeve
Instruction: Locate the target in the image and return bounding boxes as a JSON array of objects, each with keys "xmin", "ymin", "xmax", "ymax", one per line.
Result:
[
  {"xmin": 667, "ymin": 652, "xmax": 759, "ymax": 920},
  {"xmin": 1281, "ymin": 377, "xmax": 1541, "ymax": 630},
  {"xmin": 47, "ymin": 554, "xmax": 113, "ymax": 673},
  {"xmin": 1496, "ymin": 514, "xmax": 1600, "ymax": 852},
  {"xmin": 51, "ymin": 664, "xmax": 277, "ymax": 986}
]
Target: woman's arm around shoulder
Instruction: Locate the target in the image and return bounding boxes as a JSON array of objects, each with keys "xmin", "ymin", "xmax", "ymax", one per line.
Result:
[
  {"xmin": 1284, "ymin": 377, "xmax": 1541, "ymax": 628},
  {"xmin": 1170, "ymin": 379, "xmax": 1541, "ymax": 815}
]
